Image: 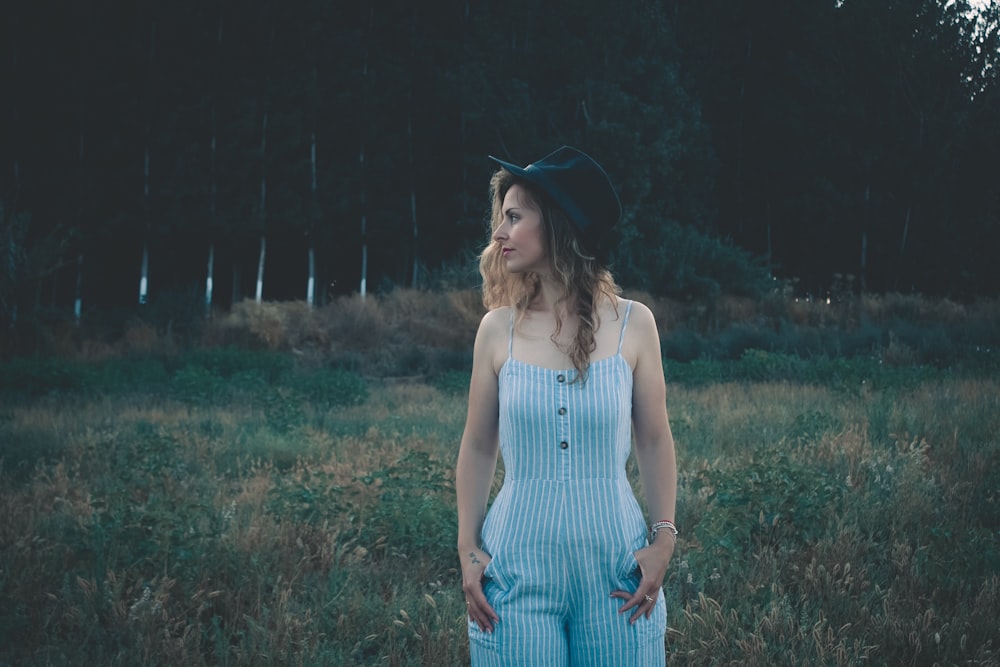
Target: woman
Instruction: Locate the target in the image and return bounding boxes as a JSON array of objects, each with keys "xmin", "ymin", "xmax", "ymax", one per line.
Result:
[{"xmin": 455, "ymin": 146, "xmax": 678, "ymax": 665}]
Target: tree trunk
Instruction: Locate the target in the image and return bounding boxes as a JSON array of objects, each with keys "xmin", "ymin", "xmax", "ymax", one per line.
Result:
[
  {"xmin": 408, "ymin": 114, "xmax": 419, "ymax": 288},
  {"xmin": 139, "ymin": 142, "xmax": 151, "ymax": 306},
  {"xmin": 308, "ymin": 128, "xmax": 317, "ymax": 307},
  {"xmin": 307, "ymin": 245, "xmax": 315, "ymax": 306},
  {"xmin": 255, "ymin": 234, "xmax": 266, "ymax": 303},
  {"xmin": 231, "ymin": 264, "xmax": 241, "ymax": 304},
  {"xmin": 206, "ymin": 3, "xmax": 222, "ymax": 317},
  {"xmin": 735, "ymin": 35, "xmax": 751, "ymax": 235},
  {"xmin": 74, "ymin": 253, "xmax": 83, "ymax": 324},
  {"xmin": 206, "ymin": 120, "xmax": 217, "ymax": 312},
  {"xmin": 407, "ymin": 10, "xmax": 419, "ymax": 289},
  {"xmin": 859, "ymin": 232, "xmax": 868, "ymax": 294},
  {"xmin": 360, "ymin": 194, "xmax": 368, "ymax": 299},
  {"xmin": 359, "ymin": 7, "xmax": 372, "ymax": 300},
  {"xmin": 74, "ymin": 129, "xmax": 85, "ymax": 324},
  {"xmin": 139, "ymin": 242, "xmax": 149, "ymax": 305},
  {"xmin": 140, "ymin": 16, "xmax": 155, "ymax": 307},
  {"xmin": 256, "ymin": 110, "xmax": 268, "ymax": 304},
  {"xmin": 900, "ymin": 205, "xmax": 911, "ymax": 258},
  {"xmin": 205, "ymin": 242, "xmax": 214, "ymax": 318},
  {"xmin": 860, "ymin": 184, "xmax": 870, "ymax": 293}
]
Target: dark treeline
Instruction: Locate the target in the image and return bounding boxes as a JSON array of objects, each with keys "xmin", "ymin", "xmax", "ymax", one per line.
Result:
[{"xmin": 1, "ymin": 0, "xmax": 998, "ymax": 326}]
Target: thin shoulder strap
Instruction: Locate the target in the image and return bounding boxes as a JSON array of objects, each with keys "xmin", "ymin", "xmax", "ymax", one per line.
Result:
[
  {"xmin": 617, "ymin": 300, "xmax": 634, "ymax": 355},
  {"xmin": 507, "ymin": 307, "xmax": 515, "ymax": 358}
]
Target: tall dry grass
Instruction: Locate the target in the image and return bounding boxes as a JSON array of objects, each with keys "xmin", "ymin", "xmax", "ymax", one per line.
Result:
[
  {"xmin": 32, "ymin": 288, "xmax": 997, "ymax": 373},
  {"xmin": 2, "ymin": 361, "xmax": 998, "ymax": 664},
  {"xmin": 2, "ymin": 289, "xmax": 999, "ymax": 664}
]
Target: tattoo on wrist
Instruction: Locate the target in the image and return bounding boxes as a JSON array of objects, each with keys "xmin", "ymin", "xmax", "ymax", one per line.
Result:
[{"xmin": 469, "ymin": 552, "xmax": 481, "ymax": 564}]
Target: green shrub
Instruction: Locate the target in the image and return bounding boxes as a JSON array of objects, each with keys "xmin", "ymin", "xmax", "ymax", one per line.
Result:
[
  {"xmin": 180, "ymin": 346, "xmax": 292, "ymax": 382},
  {"xmin": 688, "ymin": 452, "xmax": 843, "ymax": 563},
  {"xmin": 661, "ymin": 327, "xmax": 707, "ymax": 362},
  {"xmin": 430, "ymin": 369, "xmax": 471, "ymax": 395},
  {"xmin": 355, "ymin": 451, "xmax": 456, "ymax": 565},
  {"xmin": 287, "ymin": 368, "xmax": 369, "ymax": 408},
  {"xmin": 170, "ymin": 364, "xmax": 227, "ymax": 404},
  {"xmin": 267, "ymin": 467, "xmax": 352, "ymax": 525},
  {"xmin": 0, "ymin": 429, "xmax": 62, "ymax": 481},
  {"xmin": 86, "ymin": 357, "xmax": 171, "ymax": 393},
  {"xmin": 0, "ymin": 357, "xmax": 88, "ymax": 395}
]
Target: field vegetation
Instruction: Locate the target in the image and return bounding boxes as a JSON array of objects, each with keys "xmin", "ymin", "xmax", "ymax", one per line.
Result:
[{"xmin": 1, "ymin": 289, "xmax": 998, "ymax": 665}]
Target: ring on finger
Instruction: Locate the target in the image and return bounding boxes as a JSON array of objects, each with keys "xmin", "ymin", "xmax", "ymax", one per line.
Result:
[{"xmin": 643, "ymin": 594, "xmax": 654, "ymax": 603}]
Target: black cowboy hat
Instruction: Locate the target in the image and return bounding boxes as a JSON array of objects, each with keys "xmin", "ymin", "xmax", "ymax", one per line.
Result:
[{"xmin": 488, "ymin": 146, "xmax": 622, "ymax": 244}]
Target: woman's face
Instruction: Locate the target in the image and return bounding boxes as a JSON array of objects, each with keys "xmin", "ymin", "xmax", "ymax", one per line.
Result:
[{"xmin": 494, "ymin": 184, "xmax": 548, "ymax": 274}]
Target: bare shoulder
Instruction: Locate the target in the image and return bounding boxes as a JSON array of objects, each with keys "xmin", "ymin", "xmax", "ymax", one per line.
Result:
[
  {"xmin": 474, "ymin": 306, "xmax": 512, "ymax": 374},
  {"xmin": 620, "ymin": 298, "xmax": 662, "ymax": 368},
  {"xmin": 477, "ymin": 306, "xmax": 511, "ymax": 340},
  {"xmin": 623, "ymin": 298, "xmax": 658, "ymax": 335}
]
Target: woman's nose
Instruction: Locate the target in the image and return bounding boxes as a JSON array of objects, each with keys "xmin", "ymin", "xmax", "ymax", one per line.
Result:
[{"xmin": 493, "ymin": 224, "xmax": 508, "ymax": 242}]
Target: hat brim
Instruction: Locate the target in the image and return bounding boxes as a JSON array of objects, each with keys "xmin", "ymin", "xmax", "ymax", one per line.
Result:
[{"xmin": 488, "ymin": 155, "xmax": 597, "ymax": 235}]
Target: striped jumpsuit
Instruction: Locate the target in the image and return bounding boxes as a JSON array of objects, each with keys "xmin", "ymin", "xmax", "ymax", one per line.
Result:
[{"xmin": 469, "ymin": 301, "xmax": 667, "ymax": 665}]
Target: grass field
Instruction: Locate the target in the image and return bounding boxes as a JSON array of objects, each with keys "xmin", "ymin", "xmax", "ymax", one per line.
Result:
[{"xmin": 1, "ymin": 294, "xmax": 999, "ymax": 665}]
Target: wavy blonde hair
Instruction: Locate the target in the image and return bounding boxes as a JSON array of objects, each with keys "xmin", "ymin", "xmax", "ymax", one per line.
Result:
[{"xmin": 480, "ymin": 169, "xmax": 620, "ymax": 382}]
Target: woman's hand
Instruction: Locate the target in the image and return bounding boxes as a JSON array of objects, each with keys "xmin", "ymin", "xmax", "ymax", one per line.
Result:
[
  {"xmin": 460, "ymin": 547, "xmax": 499, "ymax": 632},
  {"xmin": 610, "ymin": 538, "xmax": 675, "ymax": 624}
]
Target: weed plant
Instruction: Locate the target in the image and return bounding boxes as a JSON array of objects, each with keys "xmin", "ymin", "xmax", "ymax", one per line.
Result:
[
  {"xmin": 1, "ymin": 292, "xmax": 999, "ymax": 665},
  {"xmin": 2, "ymin": 354, "xmax": 998, "ymax": 665}
]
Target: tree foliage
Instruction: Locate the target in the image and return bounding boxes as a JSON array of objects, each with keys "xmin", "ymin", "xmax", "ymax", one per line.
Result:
[{"xmin": 0, "ymin": 0, "xmax": 997, "ymax": 329}]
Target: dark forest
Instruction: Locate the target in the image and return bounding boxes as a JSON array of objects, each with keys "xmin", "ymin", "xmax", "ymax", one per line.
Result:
[{"xmin": 2, "ymin": 0, "xmax": 998, "ymax": 322}]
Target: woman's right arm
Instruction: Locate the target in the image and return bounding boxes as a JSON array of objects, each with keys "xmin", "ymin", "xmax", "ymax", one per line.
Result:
[{"xmin": 455, "ymin": 309, "xmax": 503, "ymax": 632}]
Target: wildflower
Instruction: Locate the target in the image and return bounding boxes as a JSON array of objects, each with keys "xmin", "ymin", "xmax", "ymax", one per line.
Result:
[{"xmin": 127, "ymin": 586, "xmax": 163, "ymax": 625}]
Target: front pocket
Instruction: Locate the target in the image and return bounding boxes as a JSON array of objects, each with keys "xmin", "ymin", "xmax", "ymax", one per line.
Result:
[
  {"xmin": 615, "ymin": 549, "xmax": 641, "ymax": 585},
  {"xmin": 481, "ymin": 554, "xmax": 510, "ymax": 592},
  {"xmin": 467, "ymin": 614, "xmax": 500, "ymax": 651}
]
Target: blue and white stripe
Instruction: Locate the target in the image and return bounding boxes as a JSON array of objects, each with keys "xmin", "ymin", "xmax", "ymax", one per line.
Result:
[{"xmin": 469, "ymin": 300, "xmax": 667, "ymax": 666}]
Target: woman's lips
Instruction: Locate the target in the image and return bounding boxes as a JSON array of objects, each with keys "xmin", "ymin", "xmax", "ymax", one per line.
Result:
[{"xmin": 502, "ymin": 248, "xmax": 512, "ymax": 256}]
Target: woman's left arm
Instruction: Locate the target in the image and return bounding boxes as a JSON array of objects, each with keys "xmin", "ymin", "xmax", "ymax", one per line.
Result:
[{"xmin": 612, "ymin": 301, "xmax": 678, "ymax": 622}]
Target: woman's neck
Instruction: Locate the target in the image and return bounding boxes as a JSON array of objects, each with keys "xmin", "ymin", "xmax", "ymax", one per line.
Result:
[{"xmin": 528, "ymin": 273, "xmax": 574, "ymax": 317}]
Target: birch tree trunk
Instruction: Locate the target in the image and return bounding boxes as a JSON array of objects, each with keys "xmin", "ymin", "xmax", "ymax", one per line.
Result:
[
  {"xmin": 139, "ymin": 144, "xmax": 150, "ymax": 305},
  {"xmin": 736, "ymin": 35, "xmax": 751, "ymax": 235},
  {"xmin": 139, "ymin": 17, "xmax": 156, "ymax": 306},
  {"xmin": 73, "ymin": 130, "xmax": 86, "ymax": 320},
  {"xmin": 253, "ymin": 11, "xmax": 274, "ymax": 306},
  {"xmin": 255, "ymin": 110, "xmax": 268, "ymax": 304},
  {"xmin": 307, "ymin": 128, "xmax": 317, "ymax": 307},
  {"xmin": 205, "ymin": 242, "xmax": 214, "ymax": 318},
  {"xmin": 408, "ymin": 114, "xmax": 419, "ymax": 288},
  {"xmin": 899, "ymin": 205, "xmax": 911, "ymax": 259},
  {"xmin": 860, "ymin": 184, "xmax": 870, "ymax": 293},
  {"xmin": 4, "ymin": 159, "xmax": 19, "ymax": 326},
  {"xmin": 74, "ymin": 130, "xmax": 84, "ymax": 324},
  {"xmin": 359, "ymin": 7, "xmax": 372, "ymax": 300},
  {"xmin": 360, "ymin": 179, "xmax": 368, "ymax": 299},
  {"xmin": 139, "ymin": 239, "xmax": 149, "ymax": 305},
  {"xmin": 73, "ymin": 3, "xmax": 89, "ymax": 325},
  {"xmin": 255, "ymin": 234, "xmax": 266, "ymax": 303},
  {"xmin": 74, "ymin": 254, "xmax": 83, "ymax": 323},
  {"xmin": 205, "ymin": 109, "xmax": 217, "ymax": 313},
  {"xmin": 407, "ymin": 7, "xmax": 419, "ymax": 288},
  {"xmin": 307, "ymin": 246, "xmax": 316, "ymax": 305},
  {"xmin": 206, "ymin": 5, "xmax": 223, "ymax": 317},
  {"xmin": 231, "ymin": 264, "xmax": 241, "ymax": 304}
]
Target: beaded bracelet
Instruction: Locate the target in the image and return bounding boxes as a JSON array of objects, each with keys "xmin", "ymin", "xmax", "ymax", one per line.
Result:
[{"xmin": 650, "ymin": 519, "xmax": 678, "ymax": 541}]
